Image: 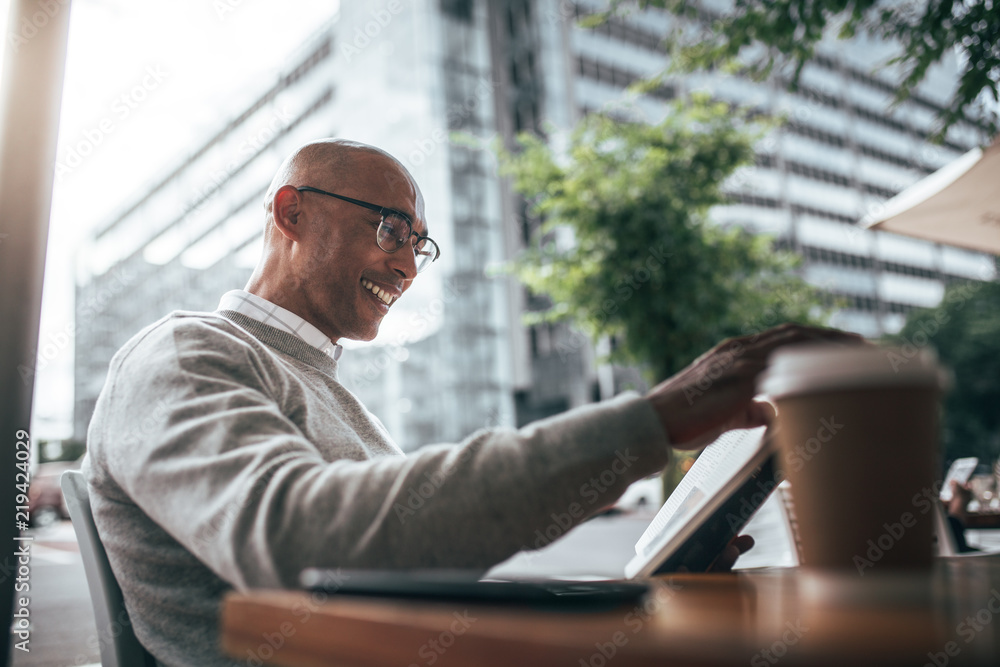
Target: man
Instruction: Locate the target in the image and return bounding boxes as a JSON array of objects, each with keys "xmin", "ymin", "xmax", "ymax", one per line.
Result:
[
  {"xmin": 946, "ymin": 480, "xmax": 979, "ymax": 553},
  {"xmin": 85, "ymin": 139, "xmax": 857, "ymax": 666}
]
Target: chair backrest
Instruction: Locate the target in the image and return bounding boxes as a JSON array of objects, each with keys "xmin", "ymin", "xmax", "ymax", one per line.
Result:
[
  {"xmin": 775, "ymin": 481, "xmax": 802, "ymax": 566},
  {"xmin": 60, "ymin": 470, "xmax": 154, "ymax": 667},
  {"xmin": 932, "ymin": 499, "xmax": 960, "ymax": 557}
]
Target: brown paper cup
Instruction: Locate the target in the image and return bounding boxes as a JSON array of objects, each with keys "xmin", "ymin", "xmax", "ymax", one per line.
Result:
[{"xmin": 759, "ymin": 345, "xmax": 947, "ymax": 573}]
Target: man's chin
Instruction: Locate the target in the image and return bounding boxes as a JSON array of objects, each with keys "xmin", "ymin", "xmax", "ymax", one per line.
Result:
[{"xmin": 346, "ymin": 321, "xmax": 381, "ymax": 343}]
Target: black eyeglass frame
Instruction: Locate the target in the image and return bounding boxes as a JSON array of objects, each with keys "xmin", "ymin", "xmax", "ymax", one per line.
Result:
[{"xmin": 295, "ymin": 186, "xmax": 440, "ymax": 271}]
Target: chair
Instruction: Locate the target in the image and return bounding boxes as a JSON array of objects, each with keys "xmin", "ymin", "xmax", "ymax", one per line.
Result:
[
  {"xmin": 933, "ymin": 499, "xmax": 960, "ymax": 557},
  {"xmin": 60, "ymin": 470, "xmax": 155, "ymax": 667}
]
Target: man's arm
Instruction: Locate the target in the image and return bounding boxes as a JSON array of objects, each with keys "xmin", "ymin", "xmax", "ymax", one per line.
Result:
[
  {"xmin": 90, "ymin": 318, "xmax": 856, "ymax": 589},
  {"xmin": 88, "ymin": 316, "xmax": 671, "ymax": 590}
]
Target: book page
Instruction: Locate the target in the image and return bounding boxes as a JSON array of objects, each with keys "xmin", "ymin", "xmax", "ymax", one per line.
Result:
[{"xmin": 635, "ymin": 427, "xmax": 768, "ymax": 557}]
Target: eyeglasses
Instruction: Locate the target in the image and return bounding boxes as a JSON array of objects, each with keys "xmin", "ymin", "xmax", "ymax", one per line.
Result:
[{"xmin": 296, "ymin": 186, "xmax": 440, "ymax": 273}]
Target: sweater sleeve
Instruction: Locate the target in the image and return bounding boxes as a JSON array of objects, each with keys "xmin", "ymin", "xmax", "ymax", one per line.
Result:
[{"xmin": 89, "ymin": 316, "xmax": 671, "ymax": 591}]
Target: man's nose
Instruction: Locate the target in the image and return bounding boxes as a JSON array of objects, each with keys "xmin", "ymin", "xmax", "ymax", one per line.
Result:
[{"xmin": 389, "ymin": 241, "xmax": 418, "ymax": 280}]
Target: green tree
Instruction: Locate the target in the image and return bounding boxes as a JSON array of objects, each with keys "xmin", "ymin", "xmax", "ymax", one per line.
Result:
[
  {"xmin": 886, "ymin": 279, "xmax": 1000, "ymax": 467},
  {"xmin": 586, "ymin": 0, "xmax": 998, "ymax": 141},
  {"xmin": 498, "ymin": 95, "xmax": 826, "ymax": 383}
]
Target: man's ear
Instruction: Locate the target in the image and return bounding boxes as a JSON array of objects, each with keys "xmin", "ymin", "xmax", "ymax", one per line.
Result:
[{"xmin": 271, "ymin": 185, "xmax": 304, "ymax": 241}]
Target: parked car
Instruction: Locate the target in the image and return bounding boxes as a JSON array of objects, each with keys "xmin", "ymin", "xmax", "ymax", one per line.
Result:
[{"xmin": 28, "ymin": 459, "xmax": 80, "ymax": 528}]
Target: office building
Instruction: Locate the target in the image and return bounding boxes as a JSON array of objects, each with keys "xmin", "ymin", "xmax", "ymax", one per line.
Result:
[{"xmin": 74, "ymin": 0, "xmax": 995, "ymax": 446}]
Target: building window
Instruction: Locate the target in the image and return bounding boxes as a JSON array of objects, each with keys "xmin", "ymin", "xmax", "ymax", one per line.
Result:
[{"xmin": 441, "ymin": 0, "xmax": 472, "ymax": 22}]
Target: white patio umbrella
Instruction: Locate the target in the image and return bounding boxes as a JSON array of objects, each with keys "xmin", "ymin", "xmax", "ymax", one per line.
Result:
[{"xmin": 862, "ymin": 136, "xmax": 1000, "ymax": 255}]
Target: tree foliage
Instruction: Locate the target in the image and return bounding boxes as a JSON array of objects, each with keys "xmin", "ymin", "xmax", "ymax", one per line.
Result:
[
  {"xmin": 886, "ymin": 279, "xmax": 1000, "ymax": 466},
  {"xmin": 585, "ymin": 0, "xmax": 999, "ymax": 141},
  {"xmin": 498, "ymin": 95, "xmax": 826, "ymax": 381}
]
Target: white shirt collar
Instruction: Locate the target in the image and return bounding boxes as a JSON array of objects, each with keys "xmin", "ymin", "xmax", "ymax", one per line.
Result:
[{"xmin": 216, "ymin": 290, "xmax": 343, "ymax": 361}]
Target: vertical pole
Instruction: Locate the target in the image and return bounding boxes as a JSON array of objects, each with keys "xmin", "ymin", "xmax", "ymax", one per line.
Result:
[{"xmin": 0, "ymin": 0, "xmax": 72, "ymax": 662}]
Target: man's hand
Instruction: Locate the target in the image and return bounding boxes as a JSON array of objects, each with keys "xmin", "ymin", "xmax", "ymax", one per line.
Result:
[
  {"xmin": 675, "ymin": 535, "xmax": 755, "ymax": 573},
  {"xmin": 947, "ymin": 480, "xmax": 973, "ymax": 523},
  {"xmin": 648, "ymin": 323, "xmax": 865, "ymax": 450},
  {"xmin": 711, "ymin": 534, "xmax": 755, "ymax": 572}
]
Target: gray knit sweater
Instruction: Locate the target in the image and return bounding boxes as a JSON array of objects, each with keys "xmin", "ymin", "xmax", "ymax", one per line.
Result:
[{"xmin": 84, "ymin": 309, "xmax": 670, "ymax": 666}]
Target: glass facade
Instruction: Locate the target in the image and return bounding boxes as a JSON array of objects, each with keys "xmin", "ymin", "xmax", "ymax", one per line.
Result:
[
  {"xmin": 564, "ymin": 0, "xmax": 995, "ymax": 342},
  {"xmin": 74, "ymin": 0, "xmax": 995, "ymax": 448}
]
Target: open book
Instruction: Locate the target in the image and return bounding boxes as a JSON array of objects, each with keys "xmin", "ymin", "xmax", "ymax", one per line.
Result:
[{"xmin": 625, "ymin": 426, "xmax": 780, "ymax": 577}]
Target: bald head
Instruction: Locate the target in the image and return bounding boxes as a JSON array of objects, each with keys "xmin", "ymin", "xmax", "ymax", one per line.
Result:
[{"xmin": 263, "ymin": 139, "xmax": 415, "ymax": 237}]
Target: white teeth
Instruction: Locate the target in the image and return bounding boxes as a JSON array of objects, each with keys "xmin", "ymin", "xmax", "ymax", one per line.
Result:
[{"xmin": 362, "ymin": 279, "xmax": 393, "ymax": 305}]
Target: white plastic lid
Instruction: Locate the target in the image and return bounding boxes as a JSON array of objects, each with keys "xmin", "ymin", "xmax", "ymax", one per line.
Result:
[{"xmin": 758, "ymin": 344, "xmax": 949, "ymax": 399}]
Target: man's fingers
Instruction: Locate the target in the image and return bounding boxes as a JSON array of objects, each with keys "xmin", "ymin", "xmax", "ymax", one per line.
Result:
[
  {"xmin": 650, "ymin": 323, "xmax": 863, "ymax": 448},
  {"xmin": 708, "ymin": 534, "xmax": 757, "ymax": 572},
  {"xmin": 715, "ymin": 545, "xmax": 740, "ymax": 571},
  {"xmin": 732, "ymin": 534, "xmax": 755, "ymax": 554},
  {"xmin": 741, "ymin": 324, "xmax": 866, "ymax": 358},
  {"xmin": 743, "ymin": 400, "xmax": 776, "ymax": 429}
]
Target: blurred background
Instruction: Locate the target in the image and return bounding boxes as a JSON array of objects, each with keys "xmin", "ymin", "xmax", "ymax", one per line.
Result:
[{"xmin": 8, "ymin": 0, "xmax": 999, "ymax": 664}]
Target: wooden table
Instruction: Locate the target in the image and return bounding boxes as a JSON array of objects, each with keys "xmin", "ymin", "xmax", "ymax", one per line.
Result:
[
  {"xmin": 964, "ymin": 511, "xmax": 1000, "ymax": 530},
  {"xmin": 222, "ymin": 557, "xmax": 1000, "ymax": 667}
]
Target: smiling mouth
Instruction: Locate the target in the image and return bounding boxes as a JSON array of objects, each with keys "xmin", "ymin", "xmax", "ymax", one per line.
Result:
[{"xmin": 361, "ymin": 279, "xmax": 396, "ymax": 306}]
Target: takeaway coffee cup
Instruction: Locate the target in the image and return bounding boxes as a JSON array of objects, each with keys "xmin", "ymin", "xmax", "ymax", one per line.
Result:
[{"xmin": 758, "ymin": 345, "xmax": 948, "ymax": 572}]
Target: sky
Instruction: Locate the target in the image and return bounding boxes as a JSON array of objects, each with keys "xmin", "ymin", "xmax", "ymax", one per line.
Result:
[{"xmin": 1, "ymin": 0, "xmax": 340, "ymax": 439}]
